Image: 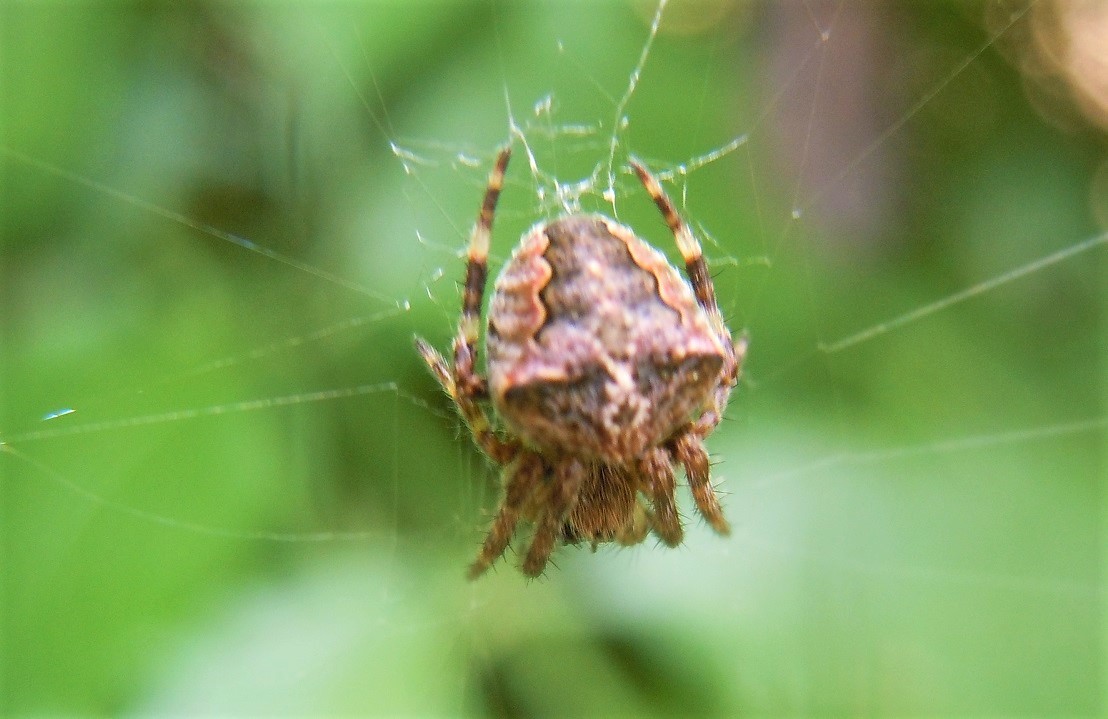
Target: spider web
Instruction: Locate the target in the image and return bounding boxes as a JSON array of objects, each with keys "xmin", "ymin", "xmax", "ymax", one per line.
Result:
[{"xmin": 0, "ymin": 0, "xmax": 1104, "ymax": 714}]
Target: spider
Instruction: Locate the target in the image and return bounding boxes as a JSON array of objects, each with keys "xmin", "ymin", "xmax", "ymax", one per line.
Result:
[{"xmin": 416, "ymin": 146, "xmax": 746, "ymax": 579}]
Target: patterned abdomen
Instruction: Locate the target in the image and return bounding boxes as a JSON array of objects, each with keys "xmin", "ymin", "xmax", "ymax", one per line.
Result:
[{"xmin": 487, "ymin": 214, "xmax": 725, "ymax": 461}]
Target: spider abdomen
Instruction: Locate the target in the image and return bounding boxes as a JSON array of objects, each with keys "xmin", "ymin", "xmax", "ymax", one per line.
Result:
[{"xmin": 487, "ymin": 214, "xmax": 725, "ymax": 461}]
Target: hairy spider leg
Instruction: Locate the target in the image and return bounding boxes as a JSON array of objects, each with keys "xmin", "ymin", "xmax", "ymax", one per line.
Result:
[
  {"xmin": 522, "ymin": 457, "xmax": 586, "ymax": 577},
  {"xmin": 630, "ymin": 159, "xmax": 737, "ymax": 535},
  {"xmin": 629, "ymin": 158, "xmax": 743, "ymax": 438},
  {"xmin": 415, "ymin": 147, "xmax": 518, "ymax": 465},
  {"xmin": 639, "ymin": 446, "xmax": 683, "ymax": 546},
  {"xmin": 672, "ymin": 432, "xmax": 730, "ymax": 535},
  {"xmin": 467, "ymin": 453, "xmax": 545, "ymax": 580},
  {"xmin": 414, "ymin": 338, "xmax": 518, "ymax": 465},
  {"xmin": 458, "ymin": 146, "xmax": 512, "ymax": 373}
]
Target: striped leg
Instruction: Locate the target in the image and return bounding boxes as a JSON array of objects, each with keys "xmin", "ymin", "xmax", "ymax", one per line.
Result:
[
  {"xmin": 672, "ymin": 431, "xmax": 731, "ymax": 536},
  {"xmin": 415, "ymin": 146, "xmax": 516, "ymax": 464},
  {"xmin": 415, "ymin": 338, "xmax": 517, "ymax": 463},
  {"xmin": 630, "ymin": 158, "xmax": 741, "ymax": 439},
  {"xmin": 454, "ymin": 146, "xmax": 511, "ymax": 398}
]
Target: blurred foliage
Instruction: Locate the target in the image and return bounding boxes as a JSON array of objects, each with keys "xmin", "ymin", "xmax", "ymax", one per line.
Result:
[{"xmin": 1, "ymin": 1, "xmax": 1104, "ymax": 716}]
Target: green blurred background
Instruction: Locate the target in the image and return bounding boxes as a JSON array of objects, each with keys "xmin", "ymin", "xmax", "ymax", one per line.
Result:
[{"xmin": 1, "ymin": 1, "xmax": 1104, "ymax": 715}]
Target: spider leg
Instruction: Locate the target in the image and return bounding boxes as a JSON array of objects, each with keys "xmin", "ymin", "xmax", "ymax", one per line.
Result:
[
  {"xmin": 638, "ymin": 446, "xmax": 682, "ymax": 547},
  {"xmin": 522, "ymin": 457, "xmax": 586, "ymax": 577},
  {"xmin": 630, "ymin": 158, "xmax": 743, "ymax": 440},
  {"xmin": 414, "ymin": 146, "xmax": 518, "ymax": 466},
  {"xmin": 671, "ymin": 431, "xmax": 731, "ymax": 536},
  {"xmin": 415, "ymin": 338, "xmax": 518, "ymax": 464},
  {"xmin": 467, "ymin": 452, "xmax": 545, "ymax": 580},
  {"xmin": 454, "ymin": 146, "xmax": 511, "ymax": 398},
  {"xmin": 629, "ymin": 158, "xmax": 729, "ymax": 341}
]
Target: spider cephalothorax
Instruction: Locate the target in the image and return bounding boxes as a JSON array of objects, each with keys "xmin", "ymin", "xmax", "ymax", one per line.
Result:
[{"xmin": 416, "ymin": 147, "xmax": 746, "ymax": 578}]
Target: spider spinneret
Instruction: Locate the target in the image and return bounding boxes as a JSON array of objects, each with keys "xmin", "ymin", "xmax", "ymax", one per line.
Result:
[{"xmin": 416, "ymin": 146, "xmax": 746, "ymax": 579}]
